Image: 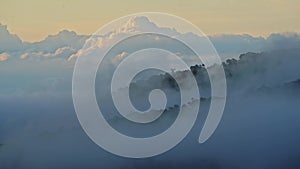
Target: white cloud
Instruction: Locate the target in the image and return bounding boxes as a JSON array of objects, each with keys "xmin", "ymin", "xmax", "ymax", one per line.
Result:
[
  {"xmin": 43, "ymin": 46, "xmax": 75, "ymax": 58},
  {"xmin": 18, "ymin": 47, "xmax": 76, "ymax": 61},
  {"xmin": 112, "ymin": 51, "xmax": 128, "ymax": 64},
  {"xmin": 1, "ymin": 18, "xmax": 300, "ymax": 64},
  {"xmin": 65, "ymin": 16, "xmax": 300, "ymax": 64},
  {"xmin": 0, "ymin": 52, "xmax": 9, "ymax": 61},
  {"xmin": 65, "ymin": 16, "xmax": 193, "ymax": 62},
  {"xmin": 20, "ymin": 53, "xmax": 29, "ymax": 59}
]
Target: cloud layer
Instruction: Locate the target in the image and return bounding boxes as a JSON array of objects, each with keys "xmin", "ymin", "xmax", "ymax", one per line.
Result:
[{"xmin": 1, "ymin": 17, "xmax": 300, "ymax": 63}]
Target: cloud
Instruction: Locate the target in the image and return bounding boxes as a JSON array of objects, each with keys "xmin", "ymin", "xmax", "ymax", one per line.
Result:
[
  {"xmin": 20, "ymin": 53, "xmax": 29, "ymax": 59},
  {"xmin": 43, "ymin": 47, "xmax": 72, "ymax": 57},
  {"xmin": 28, "ymin": 30, "xmax": 88, "ymax": 53},
  {"xmin": 19, "ymin": 46, "xmax": 75, "ymax": 60},
  {"xmin": 67, "ymin": 49, "xmax": 83, "ymax": 61},
  {"xmin": 0, "ymin": 24, "xmax": 88, "ymax": 61},
  {"xmin": 112, "ymin": 51, "xmax": 128, "ymax": 64},
  {"xmin": 0, "ymin": 23, "xmax": 23, "ymax": 53},
  {"xmin": 65, "ymin": 16, "xmax": 300, "ymax": 64},
  {"xmin": 1, "ymin": 18, "xmax": 300, "ymax": 64},
  {"xmin": 208, "ymin": 34, "xmax": 266, "ymax": 58},
  {"xmin": 0, "ymin": 52, "xmax": 9, "ymax": 61},
  {"xmin": 118, "ymin": 16, "xmax": 178, "ymax": 35},
  {"xmin": 67, "ymin": 38, "xmax": 100, "ymax": 61},
  {"xmin": 265, "ymin": 32, "xmax": 300, "ymax": 51}
]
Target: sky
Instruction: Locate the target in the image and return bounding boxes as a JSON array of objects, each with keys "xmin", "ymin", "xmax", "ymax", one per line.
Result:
[{"xmin": 0, "ymin": 0, "xmax": 299, "ymax": 42}]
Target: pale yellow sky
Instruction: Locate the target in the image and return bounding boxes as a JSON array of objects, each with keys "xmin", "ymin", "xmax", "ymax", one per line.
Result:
[{"xmin": 0, "ymin": 0, "xmax": 299, "ymax": 42}]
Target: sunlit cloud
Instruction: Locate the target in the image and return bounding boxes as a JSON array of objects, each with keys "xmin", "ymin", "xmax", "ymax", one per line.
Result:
[{"xmin": 0, "ymin": 52, "xmax": 9, "ymax": 61}]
